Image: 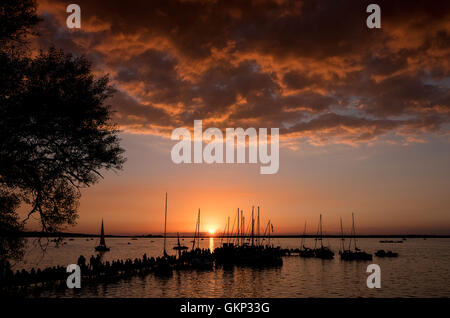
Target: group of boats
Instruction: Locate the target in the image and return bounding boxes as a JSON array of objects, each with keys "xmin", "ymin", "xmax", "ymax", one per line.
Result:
[
  {"xmin": 92, "ymin": 194, "xmax": 398, "ymax": 271},
  {"xmin": 299, "ymin": 213, "xmax": 398, "ymax": 260}
]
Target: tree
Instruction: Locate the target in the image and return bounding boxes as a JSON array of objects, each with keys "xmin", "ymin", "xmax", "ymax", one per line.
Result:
[
  {"xmin": 0, "ymin": 0, "xmax": 125, "ymax": 244},
  {"xmin": 0, "ymin": 0, "xmax": 40, "ymax": 48},
  {"xmin": 1, "ymin": 48, "xmax": 125, "ymax": 232}
]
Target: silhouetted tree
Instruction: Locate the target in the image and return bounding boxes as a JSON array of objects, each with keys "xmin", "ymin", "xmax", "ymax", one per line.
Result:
[
  {"xmin": 0, "ymin": 189, "xmax": 25, "ymax": 263},
  {"xmin": 0, "ymin": 0, "xmax": 40, "ymax": 49},
  {"xmin": 0, "ymin": 0, "xmax": 125, "ymax": 247}
]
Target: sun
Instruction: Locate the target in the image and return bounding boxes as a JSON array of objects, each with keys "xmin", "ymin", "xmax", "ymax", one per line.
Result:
[{"xmin": 208, "ymin": 228, "xmax": 216, "ymax": 235}]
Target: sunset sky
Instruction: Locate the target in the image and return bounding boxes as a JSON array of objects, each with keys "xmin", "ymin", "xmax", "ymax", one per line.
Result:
[{"xmin": 23, "ymin": 0, "xmax": 450, "ymax": 235}]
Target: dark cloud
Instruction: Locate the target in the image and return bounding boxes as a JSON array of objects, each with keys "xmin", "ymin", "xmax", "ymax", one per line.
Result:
[{"xmin": 35, "ymin": 0, "xmax": 450, "ymax": 145}]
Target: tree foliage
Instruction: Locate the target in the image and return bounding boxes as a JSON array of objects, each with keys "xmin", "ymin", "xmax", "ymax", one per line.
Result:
[{"xmin": 0, "ymin": 0, "xmax": 125, "ymax": 239}]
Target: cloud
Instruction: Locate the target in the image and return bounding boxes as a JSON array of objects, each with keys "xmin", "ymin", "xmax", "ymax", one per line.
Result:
[{"xmin": 35, "ymin": 0, "xmax": 450, "ymax": 146}]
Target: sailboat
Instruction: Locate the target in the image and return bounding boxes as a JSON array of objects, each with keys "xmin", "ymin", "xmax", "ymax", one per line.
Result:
[
  {"xmin": 173, "ymin": 232, "xmax": 188, "ymax": 257},
  {"xmin": 192, "ymin": 208, "xmax": 201, "ymax": 250},
  {"xmin": 163, "ymin": 192, "xmax": 169, "ymax": 258},
  {"xmin": 340, "ymin": 213, "xmax": 372, "ymax": 261},
  {"xmin": 154, "ymin": 192, "xmax": 173, "ymax": 276},
  {"xmin": 313, "ymin": 214, "xmax": 334, "ymax": 259},
  {"xmin": 189, "ymin": 208, "xmax": 214, "ymax": 269},
  {"xmin": 299, "ymin": 221, "xmax": 314, "ymax": 258},
  {"xmin": 94, "ymin": 219, "xmax": 110, "ymax": 252}
]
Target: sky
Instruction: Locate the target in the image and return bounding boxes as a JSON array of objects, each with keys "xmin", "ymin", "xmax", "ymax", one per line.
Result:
[{"xmin": 23, "ymin": 0, "xmax": 450, "ymax": 235}]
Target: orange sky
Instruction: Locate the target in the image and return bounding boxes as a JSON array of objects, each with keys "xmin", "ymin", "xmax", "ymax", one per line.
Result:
[{"xmin": 24, "ymin": 132, "xmax": 450, "ymax": 235}]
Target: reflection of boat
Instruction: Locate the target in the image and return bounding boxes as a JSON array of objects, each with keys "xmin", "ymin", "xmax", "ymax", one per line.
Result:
[
  {"xmin": 95, "ymin": 219, "xmax": 110, "ymax": 252},
  {"xmin": 340, "ymin": 214, "xmax": 372, "ymax": 261}
]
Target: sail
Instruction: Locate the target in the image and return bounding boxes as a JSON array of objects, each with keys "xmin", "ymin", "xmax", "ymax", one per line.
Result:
[{"xmin": 100, "ymin": 219, "xmax": 106, "ymax": 246}]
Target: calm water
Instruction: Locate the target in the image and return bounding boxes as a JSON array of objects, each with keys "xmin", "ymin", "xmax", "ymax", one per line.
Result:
[{"xmin": 14, "ymin": 237, "xmax": 450, "ymax": 297}]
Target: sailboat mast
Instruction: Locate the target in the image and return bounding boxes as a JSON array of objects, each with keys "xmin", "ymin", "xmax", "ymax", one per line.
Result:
[
  {"xmin": 242, "ymin": 215, "xmax": 245, "ymax": 244},
  {"xmin": 340, "ymin": 217, "xmax": 345, "ymax": 252},
  {"xmin": 192, "ymin": 209, "xmax": 200, "ymax": 250},
  {"xmin": 301, "ymin": 221, "xmax": 306, "ymax": 248},
  {"xmin": 314, "ymin": 218, "xmax": 319, "ymax": 249},
  {"xmin": 100, "ymin": 219, "xmax": 106, "ymax": 246},
  {"xmin": 163, "ymin": 192, "xmax": 167, "ymax": 255},
  {"xmin": 257, "ymin": 206, "xmax": 260, "ymax": 246},
  {"xmin": 251, "ymin": 207, "xmax": 254, "ymax": 246},
  {"xmin": 352, "ymin": 212, "xmax": 357, "ymax": 250},
  {"xmin": 236, "ymin": 208, "xmax": 240, "ymax": 246},
  {"xmin": 320, "ymin": 214, "xmax": 323, "ymax": 248},
  {"xmin": 227, "ymin": 216, "xmax": 230, "ymax": 244},
  {"xmin": 240, "ymin": 210, "xmax": 244, "ymax": 246}
]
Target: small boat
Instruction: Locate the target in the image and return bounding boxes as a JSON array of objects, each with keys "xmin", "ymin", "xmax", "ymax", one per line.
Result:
[
  {"xmin": 375, "ymin": 250, "xmax": 398, "ymax": 257},
  {"xmin": 379, "ymin": 240, "xmax": 403, "ymax": 243},
  {"xmin": 339, "ymin": 214, "xmax": 372, "ymax": 261},
  {"xmin": 299, "ymin": 247, "xmax": 315, "ymax": 257},
  {"xmin": 314, "ymin": 246, "xmax": 334, "ymax": 259},
  {"xmin": 299, "ymin": 222, "xmax": 314, "ymax": 258},
  {"xmin": 94, "ymin": 219, "xmax": 110, "ymax": 252},
  {"xmin": 340, "ymin": 249, "xmax": 372, "ymax": 261},
  {"xmin": 173, "ymin": 232, "xmax": 188, "ymax": 258},
  {"xmin": 313, "ymin": 214, "xmax": 334, "ymax": 259}
]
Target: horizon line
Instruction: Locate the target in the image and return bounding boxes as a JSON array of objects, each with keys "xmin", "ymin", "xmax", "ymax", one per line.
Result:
[{"xmin": 17, "ymin": 230, "xmax": 450, "ymax": 238}]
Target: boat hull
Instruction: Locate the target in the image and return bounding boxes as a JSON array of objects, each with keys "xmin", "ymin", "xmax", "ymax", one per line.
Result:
[{"xmin": 340, "ymin": 250, "xmax": 372, "ymax": 261}]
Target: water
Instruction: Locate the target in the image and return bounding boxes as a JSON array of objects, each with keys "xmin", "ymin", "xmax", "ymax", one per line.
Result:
[{"xmin": 13, "ymin": 237, "xmax": 450, "ymax": 297}]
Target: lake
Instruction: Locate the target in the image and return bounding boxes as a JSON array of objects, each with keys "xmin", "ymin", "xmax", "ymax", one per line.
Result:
[{"xmin": 13, "ymin": 237, "xmax": 450, "ymax": 297}]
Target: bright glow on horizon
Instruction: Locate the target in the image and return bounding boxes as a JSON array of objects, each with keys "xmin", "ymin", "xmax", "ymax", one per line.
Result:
[{"xmin": 208, "ymin": 229, "xmax": 216, "ymax": 235}]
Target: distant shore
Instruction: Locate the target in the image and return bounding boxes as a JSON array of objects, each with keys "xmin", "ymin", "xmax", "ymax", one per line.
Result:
[{"xmin": 10, "ymin": 231, "xmax": 450, "ymax": 239}]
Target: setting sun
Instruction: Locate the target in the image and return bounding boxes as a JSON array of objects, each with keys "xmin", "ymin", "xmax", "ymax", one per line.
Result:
[{"xmin": 208, "ymin": 229, "xmax": 215, "ymax": 235}]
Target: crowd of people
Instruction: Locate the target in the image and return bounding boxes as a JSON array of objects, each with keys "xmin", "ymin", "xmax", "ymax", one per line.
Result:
[
  {"xmin": 0, "ymin": 253, "xmax": 177, "ymax": 290},
  {"xmin": 0, "ymin": 245, "xmax": 287, "ymax": 292},
  {"xmin": 0, "ymin": 248, "xmax": 219, "ymax": 291}
]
